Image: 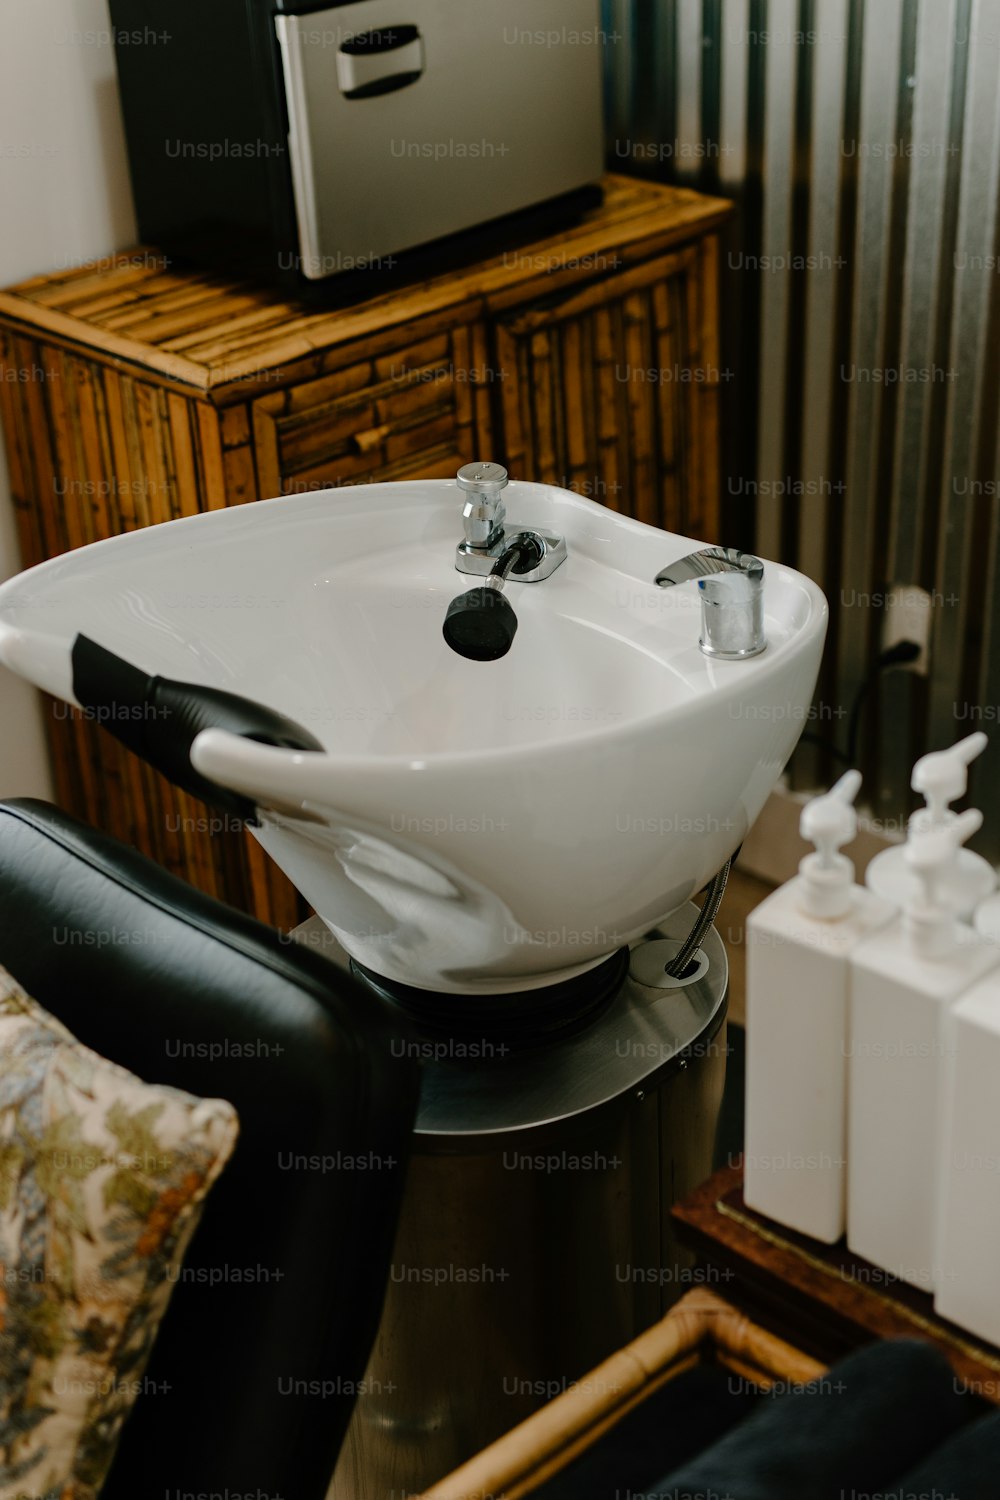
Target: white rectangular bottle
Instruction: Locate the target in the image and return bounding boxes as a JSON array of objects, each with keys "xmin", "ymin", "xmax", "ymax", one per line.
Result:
[
  {"xmin": 848, "ymin": 809, "xmax": 1000, "ymax": 1289},
  {"xmin": 744, "ymin": 771, "xmax": 896, "ymax": 1242},
  {"xmin": 935, "ymin": 971, "xmax": 1000, "ymax": 1342}
]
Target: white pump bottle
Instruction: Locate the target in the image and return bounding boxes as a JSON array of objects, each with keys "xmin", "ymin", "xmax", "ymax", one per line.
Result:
[
  {"xmin": 935, "ymin": 947, "xmax": 1000, "ymax": 1344},
  {"xmin": 744, "ymin": 771, "xmax": 896, "ymax": 1242},
  {"xmin": 865, "ymin": 733, "xmax": 994, "ymax": 921},
  {"xmin": 848, "ymin": 809, "xmax": 1000, "ymax": 1287}
]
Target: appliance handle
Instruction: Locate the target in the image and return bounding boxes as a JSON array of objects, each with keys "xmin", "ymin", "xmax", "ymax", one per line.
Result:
[{"xmin": 336, "ymin": 27, "xmax": 425, "ymax": 100}]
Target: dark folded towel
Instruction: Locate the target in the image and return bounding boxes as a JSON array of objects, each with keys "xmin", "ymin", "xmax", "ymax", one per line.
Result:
[
  {"xmin": 882, "ymin": 1408, "xmax": 1000, "ymax": 1500},
  {"xmin": 532, "ymin": 1363, "xmax": 759, "ymax": 1500},
  {"xmin": 652, "ymin": 1339, "xmax": 970, "ymax": 1500}
]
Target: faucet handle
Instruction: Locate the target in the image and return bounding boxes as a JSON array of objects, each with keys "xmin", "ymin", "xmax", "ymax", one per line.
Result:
[
  {"xmin": 458, "ymin": 462, "xmax": 508, "ymax": 549},
  {"xmin": 654, "ymin": 546, "xmax": 763, "ymax": 589}
]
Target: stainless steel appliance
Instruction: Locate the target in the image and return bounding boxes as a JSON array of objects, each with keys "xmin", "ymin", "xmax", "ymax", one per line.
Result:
[{"xmin": 109, "ymin": 0, "xmax": 606, "ymax": 288}]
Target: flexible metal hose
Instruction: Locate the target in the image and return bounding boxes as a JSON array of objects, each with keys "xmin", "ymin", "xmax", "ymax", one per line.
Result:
[{"xmin": 663, "ymin": 856, "xmax": 734, "ymax": 978}]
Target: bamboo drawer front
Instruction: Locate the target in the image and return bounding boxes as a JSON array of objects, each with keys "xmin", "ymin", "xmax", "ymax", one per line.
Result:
[{"xmin": 0, "ymin": 175, "xmax": 732, "ymax": 928}]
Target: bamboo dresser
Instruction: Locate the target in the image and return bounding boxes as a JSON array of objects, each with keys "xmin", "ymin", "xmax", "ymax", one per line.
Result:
[{"xmin": 0, "ymin": 174, "xmax": 732, "ymax": 928}]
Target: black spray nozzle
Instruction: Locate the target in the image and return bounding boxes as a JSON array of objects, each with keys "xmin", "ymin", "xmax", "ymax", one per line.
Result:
[
  {"xmin": 443, "ymin": 586, "xmax": 518, "ymax": 661},
  {"xmin": 442, "ymin": 533, "xmax": 545, "ymax": 662}
]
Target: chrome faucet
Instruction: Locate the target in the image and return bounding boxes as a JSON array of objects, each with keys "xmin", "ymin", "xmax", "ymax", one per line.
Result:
[
  {"xmin": 655, "ymin": 546, "xmax": 767, "ymax": 658},
  {"xmin": 454, "ymin": 462, "xmax": 566, "ymax": 583},
  {"xmin": 445, "ymin": 461, "xmax": 568, "ymax": 660}
]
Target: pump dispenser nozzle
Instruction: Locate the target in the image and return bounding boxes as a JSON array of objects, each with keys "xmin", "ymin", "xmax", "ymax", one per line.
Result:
[
  {"xmin": 866, "ymin": 733, "xmax": 995, "ymax": 921},
  {"xmin": 903, "ymin": 808, "xmax": 984, "ymax": 958},
  {"xmin": 798, "ymin": 769, "xmax": 863, "ymax": 919},
  {"xmin": 911, "ymin": 732, "xmax": 988, "ymax": 828}
]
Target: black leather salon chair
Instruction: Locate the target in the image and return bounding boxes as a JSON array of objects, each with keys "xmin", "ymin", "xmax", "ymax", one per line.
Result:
[{"xmin": 0, "ymin": 798, "xmax": 419, "ymax": 1500}]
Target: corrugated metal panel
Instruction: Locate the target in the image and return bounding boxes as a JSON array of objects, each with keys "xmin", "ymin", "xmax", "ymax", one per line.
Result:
[
  {"xmin": 935, "ymin": 0, "xmax": 1000, "ymax": 839},
  {"xmin": 755, "ymin": 0, "xmax": 800, "ymax": 562},
  {"xmin": 603, "ymin": 0, "xmax": 1000, "ymax": 852},
  {"xmin": 839, "ymin": 0, "xmax": 912, "ymax": 820},
  {"xmin": 799, "ymin": 0, "xmax": 849, "ymax": 590}
]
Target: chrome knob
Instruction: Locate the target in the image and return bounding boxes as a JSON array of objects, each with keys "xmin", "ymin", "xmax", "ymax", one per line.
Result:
[{"xmin": 457, "ymin": 461, "xmax": 508, "ymax": 495}]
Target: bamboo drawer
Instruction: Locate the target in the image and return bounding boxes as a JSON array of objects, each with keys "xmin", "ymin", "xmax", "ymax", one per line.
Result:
[
  {"xmin": 253, "ymin": 323, "xmax": 494, "ymax": 496},
  {"xmin": 496, "ymin": 240, "xmax": 721, "ymax": 537}
]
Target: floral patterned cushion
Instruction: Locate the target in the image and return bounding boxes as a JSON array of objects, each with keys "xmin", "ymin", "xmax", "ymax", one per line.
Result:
[{"xmin": 0, "ymin": 965, "xmax": 239, "ymax": 1498}]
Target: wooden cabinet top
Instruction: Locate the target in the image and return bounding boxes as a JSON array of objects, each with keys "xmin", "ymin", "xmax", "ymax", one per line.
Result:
[{"xmin": 0, "ymin": 176, "xmax": 731, "ymax": 403}]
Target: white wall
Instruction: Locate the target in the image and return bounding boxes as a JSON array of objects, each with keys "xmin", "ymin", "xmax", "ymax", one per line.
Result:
[{"xmin": 0, "ymin": 0, "xmax": 136, "ymax": 798}]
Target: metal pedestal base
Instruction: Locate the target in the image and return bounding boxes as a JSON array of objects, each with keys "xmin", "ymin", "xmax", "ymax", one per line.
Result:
[{"xmin": 293, "ymin": 906, "xmax": 729, "ymax": 1500}]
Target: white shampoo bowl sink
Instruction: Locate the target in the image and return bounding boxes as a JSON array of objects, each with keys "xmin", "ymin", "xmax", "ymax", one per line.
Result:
[{"xmin": 0, "ymin": 480, "xmax": 826, "ymax": 993}]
